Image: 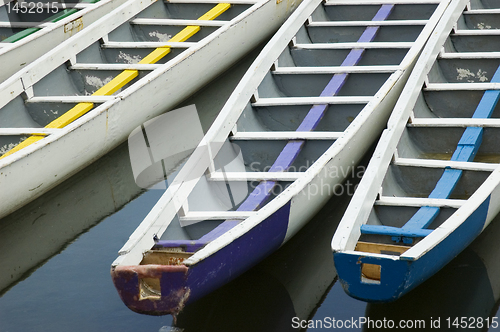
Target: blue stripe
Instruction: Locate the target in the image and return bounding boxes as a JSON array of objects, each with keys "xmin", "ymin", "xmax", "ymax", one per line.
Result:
[{"xmin": 361, "ymin": 65, "xmax": 500, "ymax": 243}]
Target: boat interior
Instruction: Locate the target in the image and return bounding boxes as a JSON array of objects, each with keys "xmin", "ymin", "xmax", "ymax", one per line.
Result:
[
  {"xmin": 352, "ymin": 0, "xmax": 500, "ymax": 283},
  {"xmin": 0, "ymin": 1, "xmax": 251, "ymax": 157},
  {"xmin": 150, "ymin": 1, "xmax": 441, "ymax": 261}
]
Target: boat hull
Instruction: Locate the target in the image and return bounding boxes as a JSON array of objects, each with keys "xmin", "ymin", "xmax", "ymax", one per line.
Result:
[
  {"xmin": 334, "ymin": 187, "xmax": 492, "ymax": 302},
  {"xmin": 0, "ymin": 0, "xmax": 300, "ymax": 219},
  {"xmin": 0, "ymin": 0, "xmax": 129, "ymax": 82}
]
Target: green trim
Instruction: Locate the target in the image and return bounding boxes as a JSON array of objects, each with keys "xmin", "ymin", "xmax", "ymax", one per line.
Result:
[{"xmin": 2, "ymin": 0, "xmax": 99, "ymax": 43}]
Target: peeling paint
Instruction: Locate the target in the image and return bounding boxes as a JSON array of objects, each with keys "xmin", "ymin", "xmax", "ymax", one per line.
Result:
[
  {"xmin": 0, "ymin": 137, "xmax": 26, "ymax": 155},
  {"xmin": 85, "ymin": 75, "xmax": 114, "ymax": 89},
  {"xmin": 456, "ymin": 68, "xmax": 488, "ymax": 82},
  {"xmin": 477, "ymin": 22, "xmax": 492, "ymax": 30},
  {"xmin": 117, "ymin": 51, "xmax": 142, "ymax": 64},
  {"xmin": 149, "ymin": 31, "xmax": 172, "ymax": 42}
]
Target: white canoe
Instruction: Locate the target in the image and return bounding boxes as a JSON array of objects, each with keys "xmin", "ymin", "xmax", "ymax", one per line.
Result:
[
  {"xmin": 0, "ymin": 0, "xmax": 302, "ymax": 219},
  {"xmin": 0, "ymin": 0, "xmax": 131, "ymax": 82},
  {"xmin": 332, "ymin": 0, "xmax": 500, "ymax": 302},
  {"xmin": 111, "ymin": 0, "xmax": 448, "ymax": 315}
]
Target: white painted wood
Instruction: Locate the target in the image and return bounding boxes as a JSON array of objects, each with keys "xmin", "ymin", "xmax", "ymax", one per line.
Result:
[
  {"xmin": 186, "ymin": 0, "xmax": 450, "ymax": 264},
  {"xmin": 424, "ymin": 82, "xmax": 500, "ymax": 91},
  {"xmin": 101, "ymin": 41, "xmax": 196, "ymax": 48},
  {"xmin": 1, "ymin": 0, "xmax": 303, "ymax": 227},
  {"xmin": 116, "ymin": 0, "xmax": 325, "ymax": 263},
  {"xmin": 307, "ymin": 20, "xmax": 428, "ymax": 27},
  {"xmin": 108, "ymin": 0, "xmax": 450, "ymax": 274},
  {"xmin": 0, "ymin": 0, "xmax": 131, "ymax": 82},
  {"xmin": 230, "ymin": 131, "xmax": 342, "ymax": 140},
  {"xmin": 463, "ymin": 9, "xmax": 500, "ymax": 14},
  {"xmin": 0, "ymin": 0, "xmax": 157, "ymax": 108},
  {"xmin": 325, "ymin": 0, "xmax": 441, "ymax": 4},
  {"xmin": 131, "ymin": 18, "xmax": 229, "ymax": 26},
  {"xmin": 394, "ymin": 157, "xmax": 498, "ymax": 171},
  {"xmin": 0, "ymin": 128, "xmax": 60, "ymax": 135},
  {"xmin": 408, "ymin": 117, "xmax": 500, "ymax": 127},
  {"xmin": 332, "ymin": 0, "xmax": 465, "ymax": 252},
  {"xmin": 252, "ymin": 96, "xmax": 372, "ymax": 106},
  {"xmin": 166, "ymin": 0, "xmax": 258, "ymax": 3},
  {"xmin": 26, "ymin": 96, "xmax": 114, "ymax": 103},
  {"xmin": 0, "ymin": 22, "xmax": 53, "ymax": 28},
  {"xmin": 375, "ymin": 196, "xmax": 466, "ymax": 208},
  {"xmin": 453, "ymin": 29, "xmax": 500, "ymax": 36},
  {"xmin": 69, "ymin": 63, "xmax": 161, "ymax": 70},
  {"xmin": 439, "ymin": 51, "xmax": 500, "ymax": 59},
  {"xmin": 294, "ymin": 42, "xmax": 414, "ymax": 49},
  {"xmin": 51, "ymin": 2, "xmax": 93, "ymax": 9},
  {"xmin": 179, "ymin": 211, "xmax": 254, "ymax": 222},
  {"xmin": 273, "ymin": 65, "xmax": 399, "ymax": 74},
  {"xmin": 208, "ymin": 171, "xmax": 302, "ymax": 181}
]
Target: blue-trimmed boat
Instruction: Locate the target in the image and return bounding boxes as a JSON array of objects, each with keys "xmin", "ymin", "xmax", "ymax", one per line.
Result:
[
  {"xmin": 332, "ymin": 0, "xmax": 500, "ymax": 303},
  {"xmin": 111, "ymin": 0, "xmax": 449, "ymax": 315}
]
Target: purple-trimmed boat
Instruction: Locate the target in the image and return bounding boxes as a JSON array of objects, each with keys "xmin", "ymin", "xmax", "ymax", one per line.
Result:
[
  {"xmin": 111, "ymin": 0, "xmax": 449, "ymax": 315},
  {"xmin": 332, "ymin": 0, "xmax": 500, "ymax": 303}
]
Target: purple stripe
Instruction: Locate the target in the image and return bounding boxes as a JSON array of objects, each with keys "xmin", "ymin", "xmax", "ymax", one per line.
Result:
[
  {"xmin": 155, "ymin": 5, "xmax": 395, "ymax": 251},
  {"xmin": 218, "ymin": 4, "xmax": 394, "ymax": 213}
]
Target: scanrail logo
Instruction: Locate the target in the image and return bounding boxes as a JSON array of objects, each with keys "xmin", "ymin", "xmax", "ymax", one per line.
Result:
[{"xmin": 128, "ymin": 105, "xmax": 249, "ymax": 226}]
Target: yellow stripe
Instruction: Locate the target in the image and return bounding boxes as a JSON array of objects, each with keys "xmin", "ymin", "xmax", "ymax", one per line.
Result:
[
  {"xmin": 1, "ymin": 3, "xmax": 231, "ymax": 159},
  {"xmin": 46, "ymin": 103, "xmax": 94, "ymax": 129},
  {"xmin": 1, "ymin": 136, "xmax": 44, "ymax": 158}
]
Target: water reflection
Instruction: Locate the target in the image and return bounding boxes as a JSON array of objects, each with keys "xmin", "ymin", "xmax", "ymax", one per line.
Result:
[
  {"xmin": 0, "ymin": 142, "xmax": 142, "ymax": 295},
  {"xmin": 174, "ymin": 165, "xmax": 364, "ymax": 331},
  {"xmin": 364, "ymin": 213, "xmax": 500, "ymax": 331}
]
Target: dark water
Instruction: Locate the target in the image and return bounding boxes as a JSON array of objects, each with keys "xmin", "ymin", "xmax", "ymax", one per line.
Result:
[{"xmin": 1, "ymin": 47, "xmax": 500, "ymax": 332}]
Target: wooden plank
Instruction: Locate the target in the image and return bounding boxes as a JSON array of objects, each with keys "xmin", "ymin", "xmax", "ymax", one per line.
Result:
[
  {"xmin": 408, "ymin": 118, "xmax": 500, "ymax": 127},
  {"xmin": 394, "ymin": 157, "xmax": 498, "ymax": 172},
  {"xmin": 424, "ymin": 82, "xmax": 500, "ymax": 91},
  {"xmin": 0, "ymin": 22, "xmax": 53, "ymax": 28},
  {"xmin": 70, "ymin": 63, "xmax": 161, "ymax": 70},
  {"xmin": 252, "ymin": 96, "xmax": 371, "ymax": 106},
  {"xmin": 307, "ymin": 20, "xmax": 428, "ymax": 27},
  {"xmin": 294, "ymin": 42, "xmax": 413, "ymax": 49},
  {"xmin": 375, "ymin": 196, "xmax": 466, "ymax": 208},
  {"xmin": 230, "ymin": 131, "xmax": 342, "ymax": 140},
  {"xmin": 166, "ymin": 0, "xmax": 256, "ymax": 3},
  {"xmin": 179, "ymin": 211, "xmax": 254, "ymax": 221},
  {"xmin": 208, "ymin": 171, "xmax": 302, "ymax": 181},
  {"xmin": 101, "ymin": 41, "xmax": 196, "ymax": 48},
  {"xmin": 360, "ymin": 224, "xmax": 433, "ymax": 237},
  {"xmin": 273, "ymin": 65, "xmax": 399, "ymax": 74},
  {"xmin": 464, "ymin": 9, "xmax": 500, "ymax": 14},
  {"xmin": 325, "ymin": 0, "xmax": 440, "ymax": 4},
  {"xmin": 131, "ymin": 18, "xmax": 228, "ymax": 26},
  {"xmin": 0, "ymin": 128, "xmax": 60, "ymax": 135},
  {"xmin": 26, "ymin": 96, "xmax": 113, "ymax": 103},
  {"xmin": 439, "ymin": 51, "xmax": 500, "ymax": 59},
  {"xmin": 355, "ymin": 241, "xmax": 410, "ymax": 255},
  {"xmin": 453, "ymin": 29, "xmax": 500, "ymax": 36}
]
